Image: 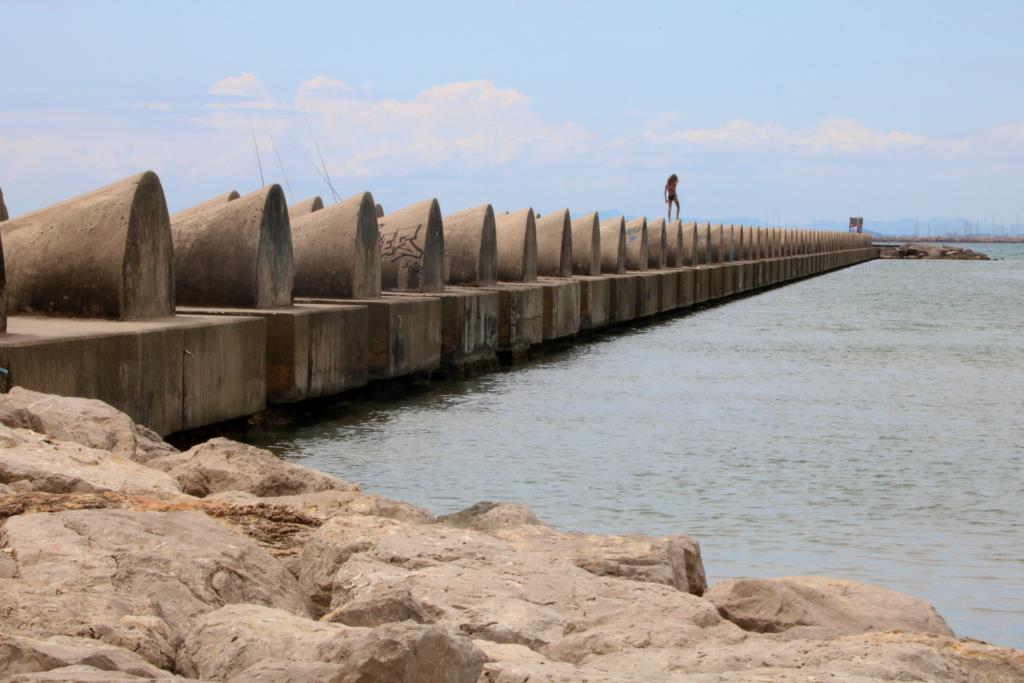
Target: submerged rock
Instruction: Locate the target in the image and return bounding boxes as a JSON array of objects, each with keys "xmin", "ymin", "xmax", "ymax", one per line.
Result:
[
  {"xmin": 880, "ymin": 243, "xmax": 990, "ymax": 260},
  {"xmin": 704, "ymin": 575, "xmax": 955, "ymax": 639}
]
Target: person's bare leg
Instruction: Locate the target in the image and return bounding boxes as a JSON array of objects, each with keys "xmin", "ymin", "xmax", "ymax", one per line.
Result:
[{"xmin": 666, "ymin": 201, "xmax": 671, "ymax": 222}]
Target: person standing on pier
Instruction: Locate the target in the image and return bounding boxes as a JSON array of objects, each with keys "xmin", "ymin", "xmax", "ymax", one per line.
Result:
[{"xmin": 665, "ymin": 174, "xmax": 681, "ymax": 221}]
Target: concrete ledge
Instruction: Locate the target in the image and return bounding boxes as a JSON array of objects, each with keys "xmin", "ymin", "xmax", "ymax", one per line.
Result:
[
  {"xmin": 573, "ymin": 275, "xmax": 611, "ymax": 331},
  {"xmin": 707, "ymin": 265, "xmax": 725, "ymax": 301},
  {"xmin": 604, "ymin": 274, "xmax": 638, "ymax": 324},
  {"xmin": 694, "ymin": 267, "xmax": 711, "ymax": 304},
  {"xmin": 0, "ymin": 314, "xmax": 266, "ymax": 436},
  {"xmin": 177, "ymin": 303, "xmax": 368, "ymax": 404},
  {"xmin": 302, "ymin": 296, "xmax": 441, "ymax": 380},
  {"xmin": 395, "ymin": 289, "xmax": 499, "ymax": 370},
  {"xmin": 658, "ymin": 270, "xmax": 680, "ymax": 312},
  {"xmin": 677, "ymin": 268, "xmax": 696, "ymax": 308},
  {"xmin": 536, "ymin": 278, "xmax": 581, "ymax": 340},
  {"xmin": 633, "ymin": 272, "xmax": 660, "ymax": 318},
  {"xmin": 474, "ymin": 283, "xmax": 544, "ymax": 356}
]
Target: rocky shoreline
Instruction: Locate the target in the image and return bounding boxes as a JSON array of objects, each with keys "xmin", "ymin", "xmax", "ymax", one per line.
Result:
[
  {"xmin": 879, "ymin": 243, "xmax": 990, "ymax": 260},
  {"xmin": 0, "ymin": 387, "xmax": 1021, "ymax": 682}
]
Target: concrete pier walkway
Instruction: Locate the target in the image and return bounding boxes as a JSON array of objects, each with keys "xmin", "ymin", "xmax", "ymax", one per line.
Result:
[{"xmin": 0, "ymin": 171, "xmax": 878, "ymax": 434}]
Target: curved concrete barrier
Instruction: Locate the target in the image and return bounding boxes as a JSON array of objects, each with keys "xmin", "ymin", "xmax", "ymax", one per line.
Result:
[
  {"xmin": 378, "ymin": 199, "xmax": 445, "ymax": 293},
  {"xmin": 170, "ymin": 190, "xmax": 240, "ymax": 224},
  {"xmin": 571, "ymin": 212, "xmax": 601, "ymax": 276},
  {"xmin": 535, "ymin": 209, "xmax": 572, "ymax": 277},
  {"xmin": 0, "ymin": 186, "xmax": 8, "ymax": 222},
  {"xmin": 495, "ymin": 208, "xmax": 538, "ymax": 282},
  {"xmin": 599, "ymin": 217, "xmax": 626, "ymax": 274},
  {"xmin": 2, "ymin": 171, "xmax": 175, "ymax": 320},
  {"xmin": 172, "ymin": 184, "xmax": 293, "ymax": 309},
  {"xmin": 291, "ymin": 191, "xmax": 380, "ymax": 299},
  {"xmin": 289, "ymin": 196, "xmax": 324, "ymax": 218},
  {"xmin": 444, "ymin": 205, "xmax": 497, "ymax": 286},
  {"xmin": 624, "ymin": 218, "xmax": 649, "ymax": 271},
  {"xmin": 647, "ymin": 218, "xmax": 669, "ymax": 269},
  {"xmin": 666, "ymin": 220, "xmax": 683, "ymax": 267}
]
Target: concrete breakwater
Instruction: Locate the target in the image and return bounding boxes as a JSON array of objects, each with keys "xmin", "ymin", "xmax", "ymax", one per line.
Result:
[
  {"xmin": 0, "ymin": 172, "xmax": 876, "ymax": 435},
  {"xmin": 0, "ymin": 387, "xmax": 1022, "ymax": 682}
]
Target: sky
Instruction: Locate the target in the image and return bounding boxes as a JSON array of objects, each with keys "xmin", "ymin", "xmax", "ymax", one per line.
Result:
[{"xmin": 2, "ymin": 1, "xmax": 1023, "ymax": 229}]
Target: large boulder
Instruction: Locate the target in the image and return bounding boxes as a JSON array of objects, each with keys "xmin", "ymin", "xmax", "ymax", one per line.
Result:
[
  {"xmin": 0, "ymin": 632, "xmax": 171, "ymax": 680},
  {"xmin": 147, "ymin": 437, "xmax": 350, "ymax": 498},
  {"xmin": 0, "ymin": 510, "xmax": 308, "ymax": 667},
  {"xmin": 297, "ymin": 512, "xmax": 737, "ymax": 663},
  {"xmin": 440, "ymin": 502, "xmax": 706, "ymax": 595},
  {"xmin": 0, "ymin": 387, "xmax": 176, "ymax": 463},
  {"xmin": 704, "ymin": 576, "xmax": 955, "ymax": 639},
  {"xmin": 177, "ymin": 604, "xmax": 486, "ymax": 683},
  {"xmin": 0, "ymin": 425, "xmax": 181, "ymax": 496}
]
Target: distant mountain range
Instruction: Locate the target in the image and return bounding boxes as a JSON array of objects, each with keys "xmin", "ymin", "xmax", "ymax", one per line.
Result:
[{"xmin": 590, "ymin": 210, "xmax": 1024, "ymax": 237}]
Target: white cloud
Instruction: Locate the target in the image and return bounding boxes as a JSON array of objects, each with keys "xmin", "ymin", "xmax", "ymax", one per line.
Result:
[
  {"xmin": 131, "ymin": 101, "xmax": 172, "ymax": 111},
  {"xmin": 208, "ymin": 72, "xmax": 269, "ymax": 98},
  {"xmin": 647, "ymin": 117, "xmax": 970, "ymax": 156},
  {"xmin": 298, "ymin": 75, "xmax": 352, "ymax": 94}
]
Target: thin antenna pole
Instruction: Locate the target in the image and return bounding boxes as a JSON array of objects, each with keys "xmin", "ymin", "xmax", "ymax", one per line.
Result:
[
  {"xmin": 264, "ymin": 121, "xmax": 294, "ymax": 203},
  {"xmin": 249, "ymin": 118, "xmax": 265, "ymax": 188},
  {"xmin": 307, "ymin": 120, "xmax": 340, "ymax": 203}
]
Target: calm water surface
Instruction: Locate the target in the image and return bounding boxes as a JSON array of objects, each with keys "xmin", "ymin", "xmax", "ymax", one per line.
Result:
[{"xmin": 246, "ymin": 243, "xmax": 1024, "ymax": 648}]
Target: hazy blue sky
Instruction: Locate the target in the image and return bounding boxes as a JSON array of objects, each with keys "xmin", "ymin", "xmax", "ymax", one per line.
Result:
[{"xmin": 3, "ymin": 1, "xmax": 1023, "ymax": 226}]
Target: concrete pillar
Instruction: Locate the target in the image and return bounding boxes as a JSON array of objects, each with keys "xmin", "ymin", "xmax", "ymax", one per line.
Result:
[
  {"xmin": 291, "ymin": 191, "xmax": 380, "ymax": 299},
  {"xmin": 571, "ymin": 212, "xmax": 602, "ymax": 276},
  {"xmin": 494, "ymin": 208, "xmax": 538, "ymax": 282},
  {"xmin": 289, "ymin": 196, "xmax": 324, "ymax": 218},
  {"xmin": 0, "ymin": 186, "xmax": 9, "ymax": 222},
  {"xmin": 443, "ymin": 205, "xmax": 497, "ymax": 286},
  {"xmin": 680, "ymin": 222, "xmax": 697, "ymax": 267},
  {"xmin": 172, "ymin": 185, "xmax": 293, "ymax": 309},
  {"xmin": 599, "ymin": 216, "xmax": 626, "ymax": 274},
  {"xmin": 647, "ymin": 218, "xmax": 668, "ymax": 269},
  {"xmin": 375, "ymin": 204, "xmax": 384, "ymax": 218},
  {"xmin": 666, "ymin": 220, "xmax": 683, "ymax": 267},
  {"xmin": 378, "ymin": 199, "xmax": 445, "ymax": 293},
  {"xmin": 171, "ymin": 190, "xmax": 240, "ymax": 224},
  {"xmin": 535, "ymin": 208, "xmax": 572, "ymax": 277},
  {"xmin": 624, "ymin": 217, "xmax": 649, "ymax": 271},
  {"xmin": 2, "ymin": 171, "xmax": 175, "ymax": 320}
]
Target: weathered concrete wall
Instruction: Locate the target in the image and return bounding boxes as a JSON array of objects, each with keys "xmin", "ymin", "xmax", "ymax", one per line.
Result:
[
  {"xmin": 624, "ymin": 218, "xmax": 649, "ymax": 272},
  {"xmin": 172, "ymin": 185, "xmax": 293, "ymax": 309},
  {"xmin": 178, "ymin": 303, "xmax": 368, "ymax": 404},
  {"xmin": 647, "ymin": 218, "xmax": 669, "ymax": 269},
  {"xmin": 599, "ymin": 217, "xmax": 626, "ymax": 274},
  {"xmin": 575, "ymin": 276, "xmax": 611, "ymax": 330},
  {"xmin": 170, "ymin": 190, "xmax": 240, "ymax": 224},
  {"xmin": 570, "ymin": 212, "xmax": 601, "ymax": 276},
  {"xmin": 444, "ymin": 205, "xmax": 498, "ymax": 286},
  {"xmin": 495, "ymin": 208, "xmax": 538, "ymax": 282},
  {"xmin": 394, "ymin": 289, "xmax": 499, "ymax": 369},
  {"xmin": 477, "ymin": 284, "xmax": 543, "ymax": 355},
  {"xmin": 289, "ymin": 196, "xmax": 324, "ymax": 218},
  {"xmin": 0, "ymin": 315, "xmax": 266, "ymax": 436},
  {"xmin": 536, "ymin": 279, "xmax": 581, "ymax": 339},
  {"xmin": 2, "ymin": 172, "xmax": 175, "ymax": 320},
  {"xmin": 535, "ymin": 209, "xmax": 572, "ymax": 277},
  {"xmin": 291, "ymin": 191, "xmax": 380, "ymax": 300},
  {"xmin": 378, "ymin": 199, "xmax": 445, "ymax": 293}
]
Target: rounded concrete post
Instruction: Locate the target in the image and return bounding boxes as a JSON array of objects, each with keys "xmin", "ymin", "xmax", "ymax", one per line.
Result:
[
  {"xmin": 710, "ymin": 224, "xmax": 725, "ymax": 263},
  {"xmin": 624, "ymin": 217, "xmax": 649, "ymax": 271},
  {"xmin": 535, "ymin": 209, "xmax": 572, "ymax": 277},
  {"xmin": 375, "ymin": 204, "xmax": 384, "ymax": 218},
  {"xmin": 171, "ymin": 190, "xmax": 240, "ymax": 225},
  {"xmin": 727, "ymin": 225, "xmax": 737, "ymax": 261},
  {"xmin": 443, "ymin": 204, "xmax": 497, "ymax": 286},
  {"xmin": 494, "ymin": 208, "xmax": 538, "ymax": 282},
  {"xmin": 0, "ymin": 186, "xmax": 8, "ymax": 222},
  {"xmin": 647, "ymin": 218, "xmax": 668, "ymax": 269},
  {"xmin": 599, "ymin": 216, "xmax": 626, "ymax": 274},
  {"xmin": 695, "ymin": 223, "xmax": 710, "ymax": 265},
  {"xmin": 172, "ymin": 184, "xmax": 293, "ymax": 308},
  {"xmin": 291, "ymin": 191, "xmax": 380, "ymax": 299},
  {"xmin": 667, "ymin": 220, "xmax": 684, "ymax": 267},
  {"xmin": 570, "ymin": 212, "xmax": 601, "ymax": 276},
  {"xmin": 289, "ymin": 196, "xmax": 324, "ymax": 219},
  {"xmin": 378, "ymin": 199, "xmax": 445, "ymax": 293},
  {"xmin": 2, "ymin": 171, "xmax": 174, "ymax": 320}
]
